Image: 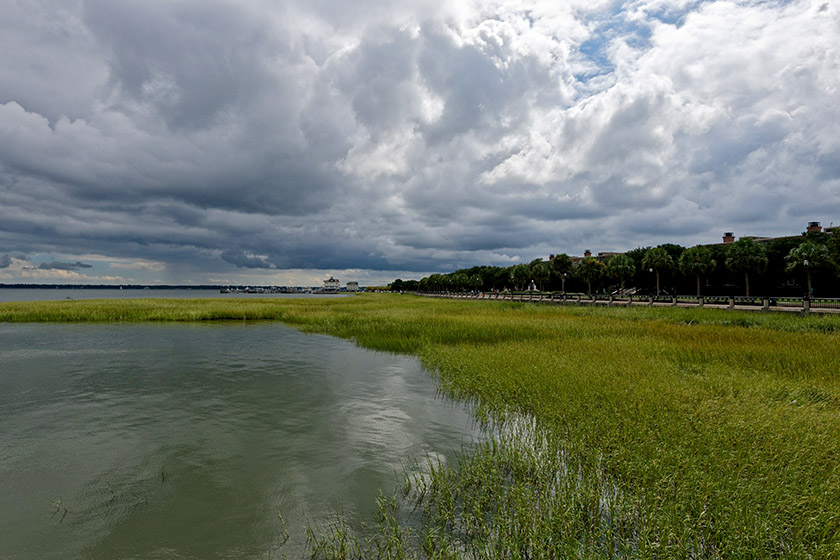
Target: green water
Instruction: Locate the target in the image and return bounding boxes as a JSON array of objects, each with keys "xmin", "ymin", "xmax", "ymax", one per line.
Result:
[{"xmin": 0, "ymin": 322, "xmax": 478, "ymax": 559}]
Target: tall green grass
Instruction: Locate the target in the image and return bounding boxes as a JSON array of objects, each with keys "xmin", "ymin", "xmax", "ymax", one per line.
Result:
[{"xmin": 3, "ymin": 294, "xmax": 840, "ymax": 557}]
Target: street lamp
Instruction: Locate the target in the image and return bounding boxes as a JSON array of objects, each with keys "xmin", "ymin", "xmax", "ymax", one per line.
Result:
[
  {"xmin": 804, "ymin": 259, "xmax": 810, "ymax": 299},
  {"xmin": 649, "ymin": 267, "xmax": 657, "ymax": 296}
]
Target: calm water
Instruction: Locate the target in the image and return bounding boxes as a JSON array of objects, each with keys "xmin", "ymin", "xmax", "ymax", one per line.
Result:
[
  {"xmin": 0, "ymin": 322, "xmax": 478, "ymax": 559},
  {"xmin": 0, "ymin": 288, "xmax": 349, "ymax": 302}
]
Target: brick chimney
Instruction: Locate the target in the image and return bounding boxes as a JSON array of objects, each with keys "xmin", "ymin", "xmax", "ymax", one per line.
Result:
[
  {"xmin": 722, "ymin": 232, "xmax": 735, "ymax": 244},
  {"xmin": 584, "ymin": 249, "xmax": 591, "ymax": 257},
  {"xmin": 807, "ymin": 221, "xmax": 822, "ymax": 233}
]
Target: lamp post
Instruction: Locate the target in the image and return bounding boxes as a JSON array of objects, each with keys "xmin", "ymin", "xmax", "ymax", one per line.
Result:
[
  {"xmin": 804, "ymin": 259, "xmax": 811, "ymax": 299},
  {"xmin": 649, "ymin": 267, "xmax": 657, "ymax": 296}
]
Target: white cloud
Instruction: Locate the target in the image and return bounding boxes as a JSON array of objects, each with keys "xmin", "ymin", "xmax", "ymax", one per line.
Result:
[{"xmin": 0, "ymin": 0, "xmax": 838, "ymax": 283}]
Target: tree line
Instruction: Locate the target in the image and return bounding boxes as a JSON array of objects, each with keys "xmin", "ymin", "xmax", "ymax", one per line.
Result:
[{"xmin": 390, "ymin": 230, "xmax": 840, "ymax": 298}]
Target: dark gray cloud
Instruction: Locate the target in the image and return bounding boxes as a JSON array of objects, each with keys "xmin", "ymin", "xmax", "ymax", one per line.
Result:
[
  {"xmin": 1, "ymin": 0, "xmax": 838, "ymax": 284},
  {"xmin": 38, "ymin": 261, "xmax": 93, "ymax": 271}
]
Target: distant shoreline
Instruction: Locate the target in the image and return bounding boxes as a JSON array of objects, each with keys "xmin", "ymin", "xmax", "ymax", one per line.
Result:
[
  {"xmin": 0, "ymin": 287, "xmax": 353, "ymax": 304},
  {"xmin": 0, "ymin": 284, "xmax": 221, "ymax": 290},
  {"xmin": 0, "ymin": 283, "xmax": 330, "ymax": 291}
]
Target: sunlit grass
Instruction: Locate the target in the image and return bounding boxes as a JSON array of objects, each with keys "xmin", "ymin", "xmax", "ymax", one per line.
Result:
[{"xmin": 3, "ymin": 294, "xmax": 840, "ymax": 558}]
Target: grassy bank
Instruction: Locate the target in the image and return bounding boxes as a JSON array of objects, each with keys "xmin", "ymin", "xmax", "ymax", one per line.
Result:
[{"xmin": 3, "ymin": 295, "xmax": 840, "ymax": 558}]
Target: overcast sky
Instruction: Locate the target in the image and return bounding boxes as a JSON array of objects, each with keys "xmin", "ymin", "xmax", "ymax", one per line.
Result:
[{"xmin": 1, "ymin": 0, "xmax": 838, "ymax": 286}]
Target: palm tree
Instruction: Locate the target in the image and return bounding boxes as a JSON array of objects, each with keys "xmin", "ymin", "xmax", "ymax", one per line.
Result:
[
  {"xmin": 531, "ymin": 261, "xmax": 550, "ymax": 291},
  {"xmin": 785, "ymin": 241, "xmax": 833, "ymax": 297},
  {"xmin": 550, "ymin": 253, "xmax": 573, "ymax": 294},
  {"xmin": 642, "ymin": 247, "xmax": 674, "ymax": 296},
  {"xmin": 605, "ymin": 254, "xmax": 635, "ymax": 292},
  {"xmin": 426, "ymin": 274, "xmax": 443, "ymax": 292},
  {"xmin": 451, "ymin": 272, "xmax": 469, "ymax": 292},
  {"xmin": 725, "ymin": 238, "xmax": 768, "ymax": 297},
  {"xmin": 510, "ymin": 264, "xmax": 530, "ymax": 291},
  {"xmin": 679, "ymin": 245, "xmax": 716, "ymax": 297},
  {"xmin": 576, "ymin": 257, "xmax": 605, "ymax": 295}
]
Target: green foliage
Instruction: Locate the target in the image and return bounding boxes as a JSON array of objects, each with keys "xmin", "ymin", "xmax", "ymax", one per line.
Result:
[
  {"xmin": 679, "ymin": 245, "xmax": 716, "ymax": 296},
  {"xmin": 657, "ymin": 242, "xmax": 686, "ymax": 263},
  {"xmin": 786, "ymin": 241, "xmax": 834, "ymax": 297},
  {"xmin": 415, "ymin": 232, "xmax": 840, "ymax": 297},
  {"xmin": 726, "ymin": 238, "xmax": 769, "ymax": 296},
  {"xmin": 765, "ymin": 237, "xmax": 804, "ymax": 292},
  {"xmin": 624, "ymin": 246, "xmax": 649, "ymax": 264},
  {"xmin": 605, "ymin": 253, "xmax": 635, "ymax": 290},
  {"xmin": 725, "ymin": 237, "xmax": 768, "ymax": 274},
  {"xmin": 389, "ymin": 279, "xmax": 419, "ymax": 292},
  {"xmin": 450, "ymin": 272, "xmax": 469, "ymax": 292},
  {"xmin": 574, "ymin": 256, "xmax": 605, "ymax": 294},
  {"xmin": 679, "ymin": 245, "xmax": 715, "ymax": 275},
  {"xmin": 642, "ymin": 247, "xmax": 674, "ymax": 272},
  {"xmin": 549, "ymin": 253, "xmax": 572, "ymax": 275},
  {"xmin": 642, "ymin": 247, "xmax": 674, "ymax": 295},
  {"xmin": 530, "ymin": 261, "xmax": 550, "ymax": 290},
  {"xmin": 828, "ymin": 233, "xmax": 840, "ymax": 266},
  {"xmin": 510, "ymin": 264, "xmax": 530, "ymax": 291},
  {"xmin": 786, "ymin": 241, "xmax": 833, "ymax": 274},
  {"xmin": 804, "ymin": 230, "xmax": 830, "ymax": 245},
  {"xmin": 430, "ymin": 265, "xmax": 511, "ymax": 291},
  {"xmin": 550, "ymin": 253, "xmax": 573, "ymax": 293}
]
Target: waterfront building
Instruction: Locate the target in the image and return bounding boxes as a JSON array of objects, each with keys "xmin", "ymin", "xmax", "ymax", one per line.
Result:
[{"xmin": 719, "ymin": 221, "xmax": 835, "ymax": 245}]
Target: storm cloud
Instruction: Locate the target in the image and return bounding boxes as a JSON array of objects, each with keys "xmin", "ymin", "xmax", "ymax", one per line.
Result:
[
  {"xmin": 1, "ymin": 0, "xmax": 838, "ymax": 285},
  {"xmin": 38, "ymin": 261, "xmax": 93, "ymax": 271}
]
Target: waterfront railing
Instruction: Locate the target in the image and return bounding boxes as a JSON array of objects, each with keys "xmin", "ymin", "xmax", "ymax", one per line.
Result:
[{"xmin": 417, "ymin": 291, "xmax": 840, "ymax": 315}]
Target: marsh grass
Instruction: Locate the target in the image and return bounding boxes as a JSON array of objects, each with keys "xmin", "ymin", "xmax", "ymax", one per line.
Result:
[{"xmin": 4, "ymin": 294, "xmax": 840, "ymax": 558}]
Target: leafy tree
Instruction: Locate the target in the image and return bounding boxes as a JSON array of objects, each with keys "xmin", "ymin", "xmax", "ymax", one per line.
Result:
[
  {"xmin": 575, "ymin": 257, "xmax": 605, "ymax": 295},
  {"xmin": 424, "ymin": 274, "xmax": 443, "ymax": 292},
  {"xmin": 828, "ymin": 233, "xmax": 840, "ymax": 267},
  {"xmin": 486, "ymin": 266, "xmax": 510, "ymax": 290},
  {"xmin": 679, "ymin": 245, "xmax": 716, "ymax": 297},
  {"xmin": 469, "ymin": 273, "xmax": 483, "ymax": 291},
  {"xmin": 605, "ymin": 254, "xmax": 635, "ymax": 292},
  {"xmin": 623, "ymin": 247, "xmax": 650, "ymax": 291},
  {"xmin": 642, "ymin": 247, "xmax": 674, "ymax": 296},
  {"xmin": 725, "ymin": 238, "xmax": 768, "ymax": 297},
  {"xmin": 550, "ymin": 253, "xmax": 573, "ymax": 293},
  {"xmin": 624, "ymin": 247, "xmax": 649, "ymax": 263},
  {"xmin": 785, "ymin": 241, "xmax": 833, "ymax": 297},
  {"xmin": 765, "ymin": 236, "xmax": 805, "ymax": 293},
  {"xmin": 451, "ymin": 272, "xmax": 469, "ymax": 292},
  {"xmin": 510, "ymin": 264, "xmax": 530, "ymax": 291},
  {"xmin": 658, "ymin": 243, "xmax": 686, "ymax": 263},
  {"xmin": 803, "ymin": 230, "xmax": 829, "ymax": 245},
  {"xmin": 531, "ymin": 261, "xmax": 550, "ymax": 291}
]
